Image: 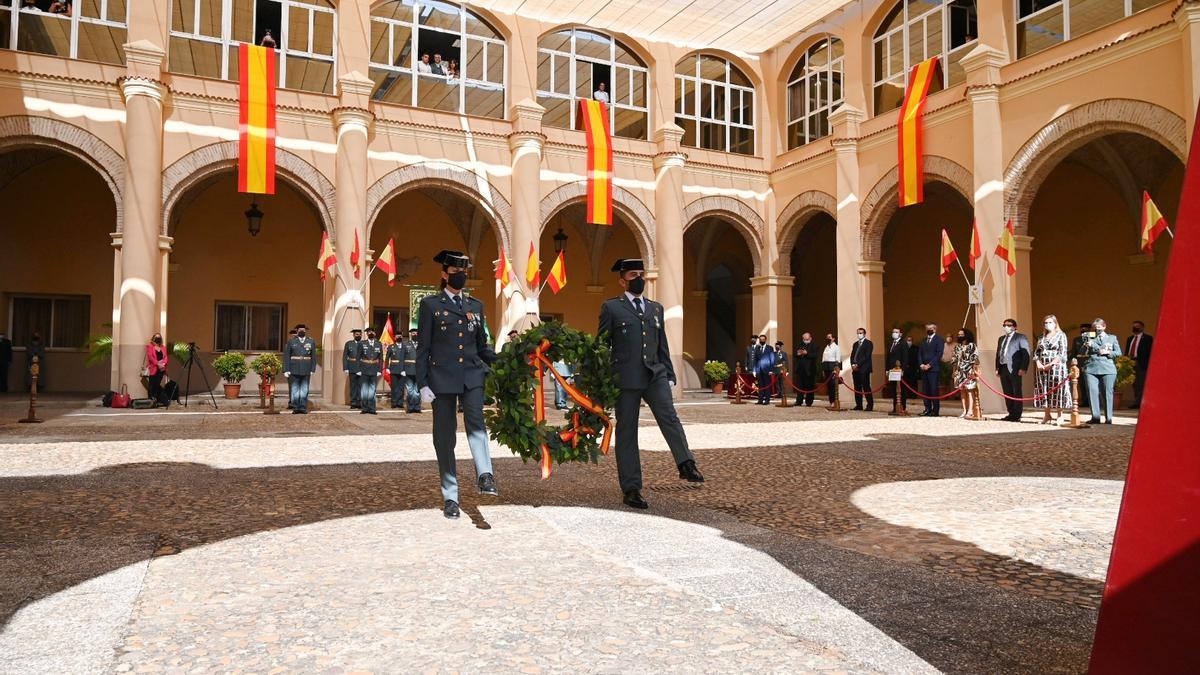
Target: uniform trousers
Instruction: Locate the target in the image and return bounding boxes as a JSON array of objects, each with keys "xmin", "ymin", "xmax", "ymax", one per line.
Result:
[
  {"xmin": 288, "ymin": 374, "xmax": 310, "ymax": 412},
  {"xmin": 432, "ymin": 387, "xmax": 492, "ymax": 503},
  {"xmin": 358, "ymin": 375, "xmax": 378, "ymax": 413},
  {"xmin": 614, "ymin": 376, "xmax": 694, "ymax": 492},
  {"xmin": 348, "ymin": 373, "xmax": 362, "ymax": 407},
  {"xmin": 389, "ymin": 374, "xmax": 405, "ymax": 407},
  {"xmin": 1086, "ymin": 372, "xmax": 1115, "ymax": 422}
]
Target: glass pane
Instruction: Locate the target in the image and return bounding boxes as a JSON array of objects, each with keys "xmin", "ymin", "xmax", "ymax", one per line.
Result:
[
  {"xmin": 1132, "ymin": 0, "xmax": 1166, "ymax": 10},
  {"xmin": 808, "ymin": 40, "xmax": 828, "ymax": 68},
  {"xmin": 574, "ymin": 29, "xmax": 610, "ymax": 61},
  {"xmin": 465, "ymin": 37, "xmax": 485, "ymax": 80},
  {"xmin": 699, "ymin": 54, "xmax": 725, "ymax": 81},
  {"xmin": 675, "ymin": 53, "xmax": 697, "ymax": 76},
  {"xmin": 873, "ymin": 38, "xmax": 886, "ymax": 82},
  {"xmin": 949, "ymin": 0, "xmax": 977, "ymax": 48},
  {"xmin": 712, "ymin": 85, "xmax": 725, "ymax": 121},
  {"xmin": 539, "ymin": 95, "xmax": 571, "ymax": 129},
  {"xmin": 728, "ymin": 64, "xmax": 751, "ymax": 88},
  {"xmin": 486, "ymin": 41, "xmax": 503, "ymax": 84},
  {"xmin": 926, "ymin": 9, "xmax": 943, "ymax": 60},
  {"xmin": 683, "ymin": 77, "xmax": 695, "ymax": 115},
  {"xmin": 874, "ymin": 78, "xmax": 905, "ymax": 114},
  {"xmin": 216, "ymin": 304, "xmax": 246, "ymax": 351},
  {"xmin": 829, "ymin": 37, "xmax": 844, "ymax": 60},
  {"xmin": 876, "ymin": 4, "xmax": 905, "ymax": 36},
  {"xmin": 12, "ymin": 298, "xmax": 52, "ymax": 348},
  {"xmin": 730, "ymin": 126, "xmax": 754, "ymax": 155},
  {"xmin": 17, "ymin": 13, "xmax": 72, "ymax": 59},
  {"xmin": 574, "ymin": 58, "xmax": 591, "ymax": 99},
  {"xmin": 1070, "ymin": 0, "xmax": 1124, "ymax": 38},
  {"xmin": 77, "ymin": 21, "xmax": 128, "ymax": 64},
  {"xmin": 630, "ymin": 68, "xmax": 645, "ymax": 107},
  {"xmin": 738, "ymin": 91, "xmax": 752, "ymax": 127},
  {"xmin": 416, "ymin": 72, "xmax": 458, "ymax": 112},
  {"xmin": 370, "ymin": 66, "xmax": 413, "ymax": 104},
  {"xmin": 888, "ymin": 32, "xmax": 904, "ymax": 79},
  {"xmin": 463, "ymin": 8, "xmax": 500, "ymax": 38},
  {"xmin": 815, "ymin": 109, "xmax": 830, "ymax": 139},
  {"xmin": 108, "ymin": 0, "xmax": 127, "ymax": 22},
  {"xmin": 81, "ymin": 0, "xmax": 102, "ymax": 19},
  {"xmin": 553, "ymin": 54, "xmax": 570, "ymax": 95},
  {"xmin": 464, "ymin": 82, "xmax": 504, "ymax": 119},
  {"xmin": 227, "ymin": 44, "xmax": 240, "ymax": 81},
  {"xmin": 1018, "ymin": 0, "xmax": 1062, "ymax": 17},
  {"xmin": 372, "ymin": 0, "xmax": 413, "ymax": 22},
  {"xmin": 370, "ymin": 20, "xmax": 389, "ymax": 64},
  {"xmin": 285, "ymin": 55, "xmax": 334, "ymax": 94},
  {"xmin": 699, "ymin": 121, "xmax": 727, "ymax": 152},
  {"xmin": 230, "ymin": 0, "xmax": 253, "ymax": 43},
  {"xmin": 946, "ymin": 43, "xmax": 969, "ymax": 86},
  {"xmin": 289, "ymin": 7, "xmax": 309, "ymax": 52},
  {"xmin": 614, "ymin": 40, "xmax": 643, "ymax": 66},
  {"xmin": 0, "ymin": 11, "xmax": 10, "ymax": 50},
  {"xmin": 51, "ymin": 297, "xmax": 89, "ymax": 349},
  {"xmin": 390, "ymin": 23, "xmax": 412, "ymax": 68},
  {"xmin": 831, "ymin": 70, "xmax": 843, "ymax": 104},
  {"xmin": 420, "ymin": 0, "xmax": 459, "ymax": 31},
  {"xmin": 788, "ymin": 81, "xmax": 804, "ymax": 122},
  {"xmin": 676, "ymin": 117, "xmax": 697, "ymax": 147},
  {"xmin": 909, "ymin": 17, "xmax": 926, "ymax": 64},
  {"xmin": 311, "ymin": 10, "xmax": 333, "ymax": 57},
  {"xmin": 539, "ymin": 29, "xmax": 570, "ymax": 53},
  {"xmin": 1016, "ymin": 4, "xmax": 1063, "ymax": 57},
  {"xmin": 787, "ymin": 120, "xmax": 804, "ymax": 149},
  {"xmin": 249, "ymin": 305, "xmax": 281, "ymax": 351},
  {"xmin": 537, "ymin": 50, "xmax": 551, "ymax": 91},
  {"xmin": 613, "ymin": 107, "xmax": 646, "ymax": 140},
  {"xmin": 172, "ymin": 0, "xmax": 193, "ymax": 33}
]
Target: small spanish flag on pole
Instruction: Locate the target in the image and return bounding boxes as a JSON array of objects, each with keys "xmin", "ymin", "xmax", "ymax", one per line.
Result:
[
  {"xmin": 969, "ymin": 219, "xmax": 982, "ymax": 270},
  {"xmin": 547, "ymin": 251, "xmax": 568, "ymax": 294},
  {"xmin": 351, "ymin": 230, "xmax": 362, "ymax": 279},
  {"xmin": 380, "ymin": 313, "xmax": 396, "ymax": 386},
  {"xmin": 317, "ymin": 231, "xmax": 336, "ymax": 281},
  {"xmin": 526, "ymin": 241, "xmax": 540, "ymax": 289},
  {"xmin": 939, "ymin": 228, "xmax": 958, "ymax": 283},
  {"xmin": 897, "ymin": 56, "xmax": 939, "ymax": 208},
  {"xmin": 995, "ymin": 219, "xmax": 1017, "ymax": 276},
  {"xmin": 579, "ymin": 99, "xmax": 614, "ymax": 226},
  {"xmin": 1140, "ymin": 191, "xmax": 1173, "ymax": 253},
  {"xmin": 376, "ymin": 238, "xmax": 397, "ymax": 287},
  {"xmin": 237, "ymin": 44, "xmax": 277, "ymax": 195},
  {"xmin": 494, "ymin": 249, "xmax": 511, "ymax": 288}
]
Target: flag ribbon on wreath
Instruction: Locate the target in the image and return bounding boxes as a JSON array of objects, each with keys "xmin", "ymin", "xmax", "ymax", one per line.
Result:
[{"xmin": 528, "ymin": 338, "xmax": 613, "ymax": 480}]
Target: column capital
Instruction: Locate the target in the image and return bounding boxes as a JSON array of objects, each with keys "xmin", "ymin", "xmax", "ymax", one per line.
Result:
[
  {"xmin": 1176, "ymin": 0, "xmax": 1200, "ymax": 29},
  {"xmin": 829, "ymin": 104, "xmax": 865, "ymax": 138},
  {"xmin": 653, "ymin": 123, "xmax": 685, "ymax": 149},
  {"xmin": 122, "ymin": 40, "xmax": 165, "ymax": 79},
  {"xmin": 110, "ymin": 232, "xmax": 122, "ymax": 249},
  {"xmin": 856, "ymin": 259, "xmax": 886, "ymax": 274},
  {"xmin": 689, "ymin": 290, "xmax": 709, "ymax": 299},
  {"xmin": 332, "ymin": 106, "xmax": 375, "ymax": 133},
  {"xmin": 507, "ymin": 130, "xmax": 546, "ymax": 153},
  {"xmin": 158, "ymin": 235, "xmax": 174, "ymax": 251},
  {"xmin": 652, "ymin": 151, "xmax": 687, "ymax": 171},
  {"xmin": 511, "ymin": 98, "xmax": 545, "ymax": 133},
  {"xmin": 643, "ymin": 269, "xmax": 659, "ymax": 282},
  {"xmin": 119, "ymin": 77, "xmax": 167, "ymax": 103},
  {"xmin": 1013, "ymin": 234, "xmax": 1034, "ymax": 252},
  {"xmin": 749, "ymin": 275, "xmax": 795, "ymax": 288},
  {"xmin": 960, "ymin": 44, "xmax": 1007, "ymax": 87},
  {"xmin": 337, "ymin": 70, "xmax": 376, "ymax": 108}
]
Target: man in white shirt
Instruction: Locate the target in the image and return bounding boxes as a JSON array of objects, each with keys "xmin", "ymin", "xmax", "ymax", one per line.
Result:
[
  {"xmin": 593, "ymin": 81, "xmax": 610, "ymax": 104},
  {"xmin": 416, "ymin": 54, "xmax": 432, "ymax": 74}
]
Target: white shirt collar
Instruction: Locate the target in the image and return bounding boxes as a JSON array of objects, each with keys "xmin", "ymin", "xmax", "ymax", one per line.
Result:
[
  {"xmin": 444, "ymin": 288, "xmax": 463, "ymax": 301},
  {"xmin": 624, "ymin": 291, "xmax": 643, "ymax": 305}
]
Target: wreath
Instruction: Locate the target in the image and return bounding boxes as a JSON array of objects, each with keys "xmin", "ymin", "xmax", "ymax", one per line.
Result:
[{"xmin": 485, "ymin": 321, "xmax": 619, "ymax": 477}]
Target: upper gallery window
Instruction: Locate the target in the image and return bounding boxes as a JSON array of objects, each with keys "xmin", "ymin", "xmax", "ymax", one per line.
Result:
[
  {"xmin": 873, "ymin": 0, "xmax": 978, "ymax": 115},
  {"xmin": 537, "ymin": 28, "xmax": 649, "ymax": 140},
  {"xmin": 786, "ymin": 37, "xmax": 844, "ymax": 150},
  {"xmin": 675, "ymin": 53, "xmax": 756, "ymax": 155},
  {"xmin": 1, "ymin": 0, "xmax": 128, "ymax": 65},
  {"xmin": 370, "ymin": 0, "xmax": 506, "ymax": 119},
  {"xmin": 1016, "ymin": 0, "xmax": 1168, "ymax": 58},
  {"xmin": 168, "ymin": 0, "xmax": 336, "ymax": 94}
]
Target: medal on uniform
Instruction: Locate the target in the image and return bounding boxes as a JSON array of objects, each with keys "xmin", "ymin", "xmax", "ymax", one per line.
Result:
[{"xmin": 466, "ymin": 312, "xmax": 475, "ymax": 321}]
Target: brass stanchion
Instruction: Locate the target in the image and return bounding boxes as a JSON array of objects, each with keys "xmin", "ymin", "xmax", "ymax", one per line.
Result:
[
  {"xmin": 264, "ymin": 373, "xmax": 280, "ymax": 415},
  {"xmin": 19, "ymin": 356, "xmax": 43, "ymax": 424},
  {"xmin": 826, "ymin": 369, "xmax": 844, "ymax": 412},
  {"xmin": 776, "ymin": 368, "xmax": 791, "ymax": 408},
  {"xmin": 731, "ymin": 365, "xmax": 746, "ymax": 404},
  {"xmin": 971, "ymin": 385, "xmax": 983, "ymax": 421},
  {"xmin": 888, "ymin": 367, "xmax": 909, "ymax": 416},
  {"xmin": 1062, "ymin": 359, "xmax": 1089, "ymax": 429}
]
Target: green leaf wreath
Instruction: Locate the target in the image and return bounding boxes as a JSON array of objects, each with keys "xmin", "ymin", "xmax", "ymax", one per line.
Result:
[{"xmin": 485, "ymin": 321, "xmax": 619, "ymax": 470}]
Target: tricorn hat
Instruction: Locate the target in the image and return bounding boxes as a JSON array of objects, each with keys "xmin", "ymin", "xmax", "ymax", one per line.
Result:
[
  {"xmin": 610, "ymin": 258, "xmax": 645, "ymax": 273},
  {"xmin": 294, "ymin": 323, "xmax": 307, "ymax": 330},
  {"xmin": 434, "ymin": 249, "xmax": 471, "ymax": 268},
  {"xmin": 350, "ymin": 327, "xmax": 363, "ymax": 333}
]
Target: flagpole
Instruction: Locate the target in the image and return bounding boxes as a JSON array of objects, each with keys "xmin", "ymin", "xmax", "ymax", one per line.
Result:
[{"xmin": 954, "ymin": 255, "xmax": 971, "ymax": 285}]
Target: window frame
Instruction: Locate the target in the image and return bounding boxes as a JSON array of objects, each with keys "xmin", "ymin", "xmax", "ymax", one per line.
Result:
[
  {"xmin": 7, "ymin": 293, "xmax": 91, "ymax": 351},
  {"xmin": 1014, "ymin": 0, "xmax": 1160, "ymax": 58},
  {"xmin": 674, "ymin": 53, "xmax": 756, "ymax": 156},
  {"xmin": 871, "ymin": 0, "xmax": 979, "ymax": 116},
  {"xmin": 536, "ymin": 27, "xmax": 650, "ymax": 140},
  {"xmin": 785, "ymin": 37, "xmax": 844, "ymax": 150},
  {"xmin": 3, "ymin": 0, "xmax": 129, "ymax": 64},
  {"xmin": 213, "ymin": 300, "xmax": 287, "ymax": 353},
  {"xmin": 167, "ymin": 0, "xmax": 338, "ymax": 93},
  {"xmin": 368, "ymin": 0, "xmax": 507, "ymax": 119}
]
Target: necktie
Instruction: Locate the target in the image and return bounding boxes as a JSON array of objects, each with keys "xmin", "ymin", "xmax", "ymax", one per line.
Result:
[
  {"xmin": 1002, "ymin": 335, "xmax": 1011, "ymax": 360},
  {"xmin": 453, "ymin": 295, "xmax": 462, "ymax": 312},
  {"xmin": 633, "ymin": 297, "xmax": 643, "ymax": 315},
  {"xmin": 1132, "ymin": 335, "xmax": 1140, "ymax": 358}
]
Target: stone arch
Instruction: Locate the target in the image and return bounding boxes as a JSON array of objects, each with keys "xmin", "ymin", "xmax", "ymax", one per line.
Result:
[
  {"xmin": 0, "ymin": 115, "xmax": 125, "ymax": 231},
  {"xmin": 682, "ymin": 196, "xmax": 765, "ymax": 276},
  {"xmin": 860, "ymin": 155, "xmax": 973, "ymax": 261},
  {"xmin": 539, "ymin": 182, "xmax": 656, "ymax": 268},
  {"xmin": 1004, "ymin": 99, "xmax": 1187, "ymax": 235},
  {"xmin": 538, "ymin": 24, "xmax": 655, "ymax": 69},
  {"xmin": 675, "ymin": 49, "xmax": 762, "ymax": 88},
  {"xmin": 776, "ymin": 189, "xmax": 837, "ymax": 275},
  {"xmin": 365, "ymin": 162, "xmax": 512, "ymax": 255},
  {"xmin": 162, "ymin": 141, "xmax": 335, "ymax": 236}
]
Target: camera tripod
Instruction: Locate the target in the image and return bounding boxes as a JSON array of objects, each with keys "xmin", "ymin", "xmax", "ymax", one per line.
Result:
[{"xmin": 182, "ymin": 343, "xmax": 219, "ymax": 408}]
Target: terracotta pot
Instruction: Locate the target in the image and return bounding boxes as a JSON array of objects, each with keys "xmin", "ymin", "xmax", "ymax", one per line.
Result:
[
  {"xmin": 223, "ymin": 383, "xmax": 242, "ymax": 399},
  {"xmin": 711, "ymin": 382, "xmax": 725, "ymax": 394}
]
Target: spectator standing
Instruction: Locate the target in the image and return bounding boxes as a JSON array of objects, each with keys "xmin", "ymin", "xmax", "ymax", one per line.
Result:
[
  {"xmin": 1125, "ymin": 320, "xmax": 1153, "ymax": 409},
  {"xmin": 821, "ymin": 333, "xmax": 840, "ymax": 404},
  {"xmin": 917, "ymin": 323, "xmax": 944, "ymax": 416},
  {"xmin": 1084, "ymin": 317, "xmax": 1122, "ymax": 424},
  {"xmin": 1034, "ymin": 314, "xmax": 1072, "ymax": 425},
  {"xmin": 849, "ymin": 328, "xmax": 874, "ymax": 411},
  {"xmin": 793, "ymin": 332, "xmax": 817, "ymax": 407},
  {"xmin": 145, "ymin": 333, "xmax": 169, "ymax": 405},
  {"xmin": 952, "ymin": 328, "xmax": 980, "ymax": 418},
  {"xmin": 995, "ymin": 318, "xmax": 1031, "ymax": 422}
]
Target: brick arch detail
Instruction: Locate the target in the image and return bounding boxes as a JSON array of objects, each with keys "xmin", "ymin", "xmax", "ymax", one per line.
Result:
[
  {"xmin": 860, "ymin": 155, "xmax": 973, "ymax": 261},
  {"xmin": 776, "ymin": 189, "xmax": 837, "ymax": 275},
  {"xmin": 539, "ymin": 181, "xmax": 656, "ymax": 269},
  {"xmin": 681, "ymin": 195, "xmax": 765, "ymax": 276}
]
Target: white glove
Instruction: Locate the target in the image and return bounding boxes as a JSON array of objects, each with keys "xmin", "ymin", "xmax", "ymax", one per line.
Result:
[
  {"xmin": 400, "ymin": 371, "xmax": 406, "ymax": 377},
  {"xmin": 420, "ymin": 386, "xmax": 436, "ymax": 403},
  {"xmin": 669, "ymin": 380, "xmax": 676, "ymax": 388},
  {"xmin": 283, "ymin": 372, "xmax": 290, "ymax": 378},
  {"xmin": 343, "ymin": 370, "xmax": 349, "ymax": 374},
  {"xmin": 356, "ymin": 371, "xmax": 363, "ymax": 376}
]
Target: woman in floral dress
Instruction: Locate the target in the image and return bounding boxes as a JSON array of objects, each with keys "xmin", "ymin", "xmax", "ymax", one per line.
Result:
[
  {"xmin": 952, "ymin": 328, "xmax": 980, "ymax": 418},
  {"xmin": 1035, "ymin": 314, "xmax": 1073, "ymax": 424}
]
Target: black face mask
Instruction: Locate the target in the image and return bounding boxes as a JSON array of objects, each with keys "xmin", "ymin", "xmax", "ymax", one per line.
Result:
[
  {"xmin": 447, "ymin": 271, "xmax": 468, "ymax": 290},
  {"xmin": 354, "ymin": 335, "xmax": 361, "ymax": 341},
  {"xmin": 1132, "ymin": 327, "xmax": 1143, "ymax": 334},
  {"xmin": 627, "ymin": 275, "xmax": 646, "ymax": 296},
  {"xmin": 153, "ymin": 337, "xmax": 163, "ymax": 345},
  {"xmin": 297, "ymin": 330, "xmax": 306, "ymax": 338},
  {"xmin": 956, "ymin": 336, "xmax": 966, "ymax": 343},
  {"xmin": 927, "ymin": 329, "xmax": 936, "ymax": 336}
]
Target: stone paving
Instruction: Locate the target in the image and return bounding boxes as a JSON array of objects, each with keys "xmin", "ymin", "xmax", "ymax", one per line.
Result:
[{"xmin": 0, "ymin": 393, "xmax": 1135, "ymax": 673}]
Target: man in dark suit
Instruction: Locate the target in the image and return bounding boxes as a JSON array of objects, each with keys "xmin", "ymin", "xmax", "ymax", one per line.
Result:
[
  {"xmin": 745, "ymin": 336, "xmax": 758, "ymax": 378},
  {"xmin": 850, "ymin": 327, "xmax": 874, "ymax": 411},
  {"xmin": 886, "ymin": 327, "xmax": 906, "ymax": 403},
  {"xmin": 995, "ymin": 318, "xmax": 1032, "ymax": 421},
  {"xmin": 415, "ymin": 250, "xmax": 499, "ymax": 519},
  {"xmin": 772, "ymin": 340, "xmax": 788, "ymax": 397},
  {"xmin": 0, "ymin": 331, "xmax": 11, "ymax": 392},
  {"xmin": 793, "ymin": 332, "xmax": 817, "ymax": 407},
  {"xmin": 1072, "ymin": 323, "xmax": 1092, "ymax": 407},
  {"xmin": 599, "ymin": 258, "xmax": 703, "ymax": 510},
  {"xmin": 752, "ymin": 335, "xmax": 774, "ymax": 405},
  {"xmin": 918, "ymin": 322, "xmax": 945, "ymax": 416},
  {"xmin": 1125, "ymin": 320, "xmax": 1153, "ymax": 409},
  {"xmin": 903, "ymin": 335, "xmax": 920, "ymax": 408}
]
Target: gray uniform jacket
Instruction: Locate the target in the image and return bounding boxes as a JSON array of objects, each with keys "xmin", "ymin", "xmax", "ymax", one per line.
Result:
[
  {"xmin": 386, "ymin": 343, "xmax": 405, "ymax": 375},
  {"xmin": 598, "ymin": 295, "xmax": 675, "ymax": 390},
  {"xmin": 415, "ymin": 292, "xmax": 497, "ymax": 394},
  {"xmin": 1084, "ymin": 333, "xmax": 1122, "ymax": 375},
  {"xmin": 359, "ymin": 340, "xmax": 384, "ymax": 377},
  {"xmin": 343, "ymin": 339, "xmax": 362, "ymax": 372},
  {"xmin": 283, "ymin": 336, "xmax": 318, "ymax": 376}
]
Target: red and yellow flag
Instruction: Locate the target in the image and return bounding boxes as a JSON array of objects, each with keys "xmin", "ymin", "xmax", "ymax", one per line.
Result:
[
  {"xmin": 969, "ymin": 219, "xmax": 982, "ymax": 270},
  {"xmin": 897, "ymin": 56, "xmax": 939, "ymax": 208},
  {"xmin": 317, "ymin": 231, "xmax": 336, "ymax": 281},
  {"xmin": 376, "ymin": 238, "xmax": 397, "ymax": 287},
  {"xmin": 939, "ymin": 228, "xmax": 958, "ymax": 283},
  {"xmin": 547, "ymin": 251, "xmax": 567, "ymax": 294},
  {"xmin": 579, "ymin": 99, "xmax": 614, "ymax": 226},
  {"xmin": 237, "ymin": 43, "xmax": 277, "ymax": 195},
  {"xmin": 351, "ymin": 230, "xmax": 362, "ymax": 279},
  {"xmin": 380, "ymin": 313, "xmax": 396, "ymax": 385},
  {"xmin": 1141, "ymin": 191, "xmax": 1171, "ymax": 253},
  {"xmin": 495, "ymin": 249, "xmax": 511, "ymax": 288},
  {"xmin": 995, "ymin": 219, "xmax": 1017, "ymax": 276},
  {"xmin": 526, "ymin": 242, "xmax": 540, "ymax": 289}
]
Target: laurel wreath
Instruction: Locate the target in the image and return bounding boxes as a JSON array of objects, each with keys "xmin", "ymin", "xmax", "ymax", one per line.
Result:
[{"xmin": 485, "ymin": 321, "xmax": 619, "ymax": 468}]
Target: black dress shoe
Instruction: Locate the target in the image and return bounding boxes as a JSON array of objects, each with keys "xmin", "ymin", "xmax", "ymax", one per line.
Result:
[
  {"xmin": 852, "ymin": 406, "xmax": 863, "ymax": 411},
  {"xmin": 678, "ymin": 460, "xmax": 705, "ymax": 483},
  {"xmin": 865, "ymin": 406, "xmax": 874, "ymax": 412},
  {"xmin": 623, "ymin": 490, "xmax": 649, "ymax": 509},
  {"xmin": 443, "ymin": 500, "xmax": 460, "ymax": 519},
  {"xmin": 478, "ymin": 472, "xmax": 498, "ymax": 496},
  {"xmin": 1104, "ymin": 419, "xmax": 1113, "ymax": 424},
  {"xmin": 291, "ymin": 410, "xmax": 302, "ymax": 415}
]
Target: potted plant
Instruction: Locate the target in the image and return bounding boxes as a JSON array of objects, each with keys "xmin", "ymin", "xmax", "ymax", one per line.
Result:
[
  {"xmin": 1114, "ymin": 355, "xmax": 1136, "ymax": 409},
  {"xmin": 212, "ymin": 352, "xmax": 249, "ymax": 399},
  {"xmin": 703, "ymin": 360, "xmax": 731, "ymax": 394},
  {"xmin": 251, "ymin": 353, "xmax": 283, "ymax": 405}
]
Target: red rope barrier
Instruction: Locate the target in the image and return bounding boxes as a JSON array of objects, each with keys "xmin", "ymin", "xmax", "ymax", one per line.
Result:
[
  {"xmin": 975, "ymin": 373, "xmax": 1071, "ymax": 402},
  {"xmin": 900, "ymin": 378, "xmax": 972, "ymax": 400},
  {"xmin": 785, "ymin": 373, "xmax": 836, "ymax": 394},
  {"xmin": 839, "ymin": 376, "xmax": 889, "ymax": 396}
]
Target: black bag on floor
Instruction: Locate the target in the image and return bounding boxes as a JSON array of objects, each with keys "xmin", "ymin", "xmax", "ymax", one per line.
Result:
[
  {"xmin": 159, "ymin": 379, "xmax": 180, "ymax": 406},
  {"xmin": 101, "ymin": 391, "xmax": 115, "ymax": 407}
]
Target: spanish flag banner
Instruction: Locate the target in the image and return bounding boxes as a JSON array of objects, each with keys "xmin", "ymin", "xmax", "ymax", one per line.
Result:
[
  {"xmin": 317, "ymin": 231, "xmax": 336, "ymax": 281},
  {"xmin": 494, "ymin": 250, "xmax": 511, "ymax": 288},
  {"xmin": 526, "ymin": 242, "xmax": 540, "ymax": 289},
  {"xmin": 897, "ymin": 56, "xmax": 939, "ymax": 208},
  {"xmin": 939, "ymin": 228, "xmax": 958, "ymax": 283},
  {"xmin": 547, "ymin": 251, "xmax": 567, "ymax": 294},
  {"xmin": 969, "ymin": 219, "xmax": 982, "ymax": 270},
  {"xmin": 380, "ymin": 313, "xmax": 396, "ymax": 385},
  {"xmin": 376, "ymin": 238, "xmax": 397, "ymax": 287},
  {"xmin": 1140, "ymin": 191, "xmax": 1172, "ymax": 253},
  {"xmin": 237, "ymin": 43, "xmax": 277, "ymax": 195},
  {"xmin": 995, "ymin": 219, "xmax": 1017, "ymax": 276},
  {"xmin": 579, "ymin": 99, "xmax": 614, "ymax": 226}
]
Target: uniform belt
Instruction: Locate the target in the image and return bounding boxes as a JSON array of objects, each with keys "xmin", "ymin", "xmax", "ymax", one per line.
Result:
[
  {"xmin": 290, "ymin": 356, "xmax": 311, "ymax": 360},
  {"xmin": 403, "ymin": 360, "xmax": 416, "ymax": 363},
  {"xmin": 362, "ymin": 359, "xmax": 380, "ymax": 364}
]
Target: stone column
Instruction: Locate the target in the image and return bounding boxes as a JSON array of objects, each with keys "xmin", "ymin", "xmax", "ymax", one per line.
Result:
[
  {"xmin": 505, "ymin": 99, "xmax": 546, "ymax": 334},
  {"xmin": 157, "ymin": 234, "xmax": 172, "ymax": 335},
  {"xmin": 109, "ymin": 233, "xmax": 123, "ymax": 390},
  {"xmin": 856, "ymin": 260, "xmax": 886, "ymax": 372},
  {"xmin": 654, "ymin": 124, "xmax": 687, "ymax": 398},
  {"xmin": 116, "ymin": 42, "xmax": 167, "ymax": 397},
  {"xmin": 1178, "ymin": 0, "xmax": 1200, "ymax": 139},
  {"xmin": 749, "ymin": 276, "xmax": 794, "ymax": 346},
  {"xmin": 327, "ymin": 76, "xmax": 375, "ymax": 405},
  {"xmin": 830, "ymin": 104, "xmax": 867, "ymax": 354},
  {"xmin": 962, "ymin": 44, "xmax": 1010, "ymax": 413}
]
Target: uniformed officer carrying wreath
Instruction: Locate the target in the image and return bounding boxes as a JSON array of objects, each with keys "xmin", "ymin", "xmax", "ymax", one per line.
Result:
[
  {"xmin": 416, "ymin": 250, "xmax": 499, "ymax": 520},
  {"xmin": 599, "ymin": 258, "xmax": 704, "ymax": 510}
]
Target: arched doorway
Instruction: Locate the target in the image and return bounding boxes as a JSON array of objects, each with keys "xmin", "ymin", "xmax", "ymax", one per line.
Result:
[
  {"xmin": 684, "ymin": 216, "xmax": 757, "ymax": 372},
  {"xmin": 787, "ymin": 212, "xmax": 838, "ymax": 343},
  {"xmin": 0, "ymin": 148, "xmax": 117, "ymax": 392}
]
